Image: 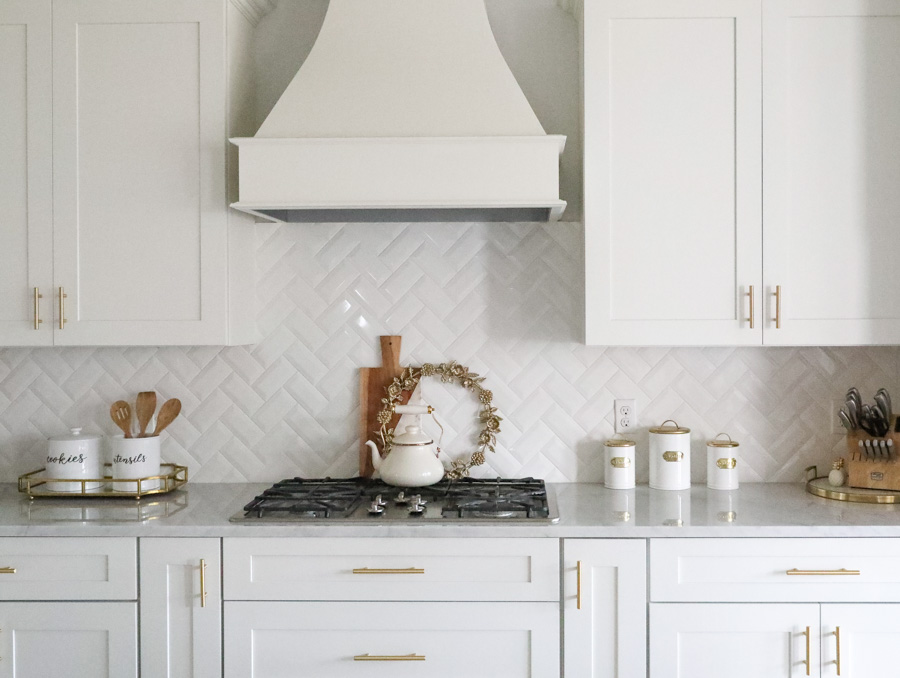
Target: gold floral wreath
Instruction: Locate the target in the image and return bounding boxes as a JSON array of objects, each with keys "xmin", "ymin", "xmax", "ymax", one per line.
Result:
[{"xmin": 376, "ymin": 362, "xmax": 501, "ymax": 480}]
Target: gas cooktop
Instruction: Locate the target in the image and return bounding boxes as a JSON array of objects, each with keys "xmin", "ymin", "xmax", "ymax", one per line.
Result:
[{"xmin": 230, "ymin": 477, "xmax": 559, "ymax": 524}]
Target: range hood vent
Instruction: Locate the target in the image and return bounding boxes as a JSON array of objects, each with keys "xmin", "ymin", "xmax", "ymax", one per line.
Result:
[{"xmin": 230, "ymin": 0, "xmax": 566, "ymax": 223}]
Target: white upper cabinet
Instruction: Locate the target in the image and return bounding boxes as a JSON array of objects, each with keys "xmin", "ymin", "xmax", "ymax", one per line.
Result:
[
  {"xmin": 762, "ymin": 0, "xmax": 900, "ymax": 345},
  {"xmin": 0, "ymin": 0, "xmax": 52, "ymax": 346},
  {"xmin": 584, "ymin": 0, "xmax": 763, "ymax": 346},
  {"xmin": 0, "ymin": 0, "xmax": 257, "ymax": 347}
]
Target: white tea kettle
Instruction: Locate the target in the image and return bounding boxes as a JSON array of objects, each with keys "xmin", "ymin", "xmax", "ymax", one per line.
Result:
[{"xmin": 367, "ymin": 405, "xmax": 445, "ymax": 487}]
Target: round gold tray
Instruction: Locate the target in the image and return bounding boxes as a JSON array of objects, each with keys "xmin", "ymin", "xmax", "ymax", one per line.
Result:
[{"xmin": 806, "ymin": 465, "xmax": 900, "ymax": 504}]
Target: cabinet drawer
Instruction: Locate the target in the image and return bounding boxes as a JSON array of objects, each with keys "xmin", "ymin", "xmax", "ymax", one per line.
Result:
[
  {"xmin": 224, "ymin": 601, "xmax": 559, "ymax": 678},
  {"xmin": 223, "ymin": 538, "xmax": 559, "ymax": 601},
  {"xmin": 651, "ymin": 538, "xmax": 900, "ymax": 602},
  {"xmin": 0, "ymin": 537, "xmax": 136, "ymax": 600}
]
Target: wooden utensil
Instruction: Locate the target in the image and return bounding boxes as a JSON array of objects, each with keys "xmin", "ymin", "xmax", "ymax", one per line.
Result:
[
  {"xmin": 110, "ymin": 400, "xmax": 133, "ymax": 438},
  {"xmin": 136, "ymin": 391, "xmax": 157, "ymax": 438},
  {"xmin": 151, "ymin": 398, "xmax": 181, "ymax": 437}
]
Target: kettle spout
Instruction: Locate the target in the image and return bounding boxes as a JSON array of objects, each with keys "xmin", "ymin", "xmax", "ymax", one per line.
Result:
[{"xmin": 366, "ymin": 440, "xmax": 382, "ymax": 472}]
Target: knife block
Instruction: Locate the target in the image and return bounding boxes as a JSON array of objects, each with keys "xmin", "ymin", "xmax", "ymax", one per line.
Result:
[{"xmin": 845, "ymin": 418, "xmax": 900, "ymax": 491}]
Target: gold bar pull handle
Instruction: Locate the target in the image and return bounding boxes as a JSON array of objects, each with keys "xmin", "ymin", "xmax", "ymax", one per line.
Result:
[
  {"xmin": 58, "ymin": 286, "xmax": 67, "ymax": 330},
  {"xmin": 773, "ymin": 285, "xmax": 782, "ymax": 329},
  {"xmin": 351, "ymin": 567, "xmax": 424, "ymax": 575},
  {"xmin": 786, "ymin": 568, "xmax": 860, "ymax": 576},
  {"xmin": 747, "ymin": 285, "xmax": 755, "ymax": 329},
  {"xmin": 33, "ymin": 288, "xmax": 43, "ymax": 330},
  {"xmin": 0, "ymin": 568, "xmax": 15, "ymax": 574},
  {"xmin": 576, "ymin": 560, "xmax": 582, "ymax": 610},
  {"xmin": 353, "ymin": 654, "xmax": 425, "ymax": 662},
  {"xmin": 199, "ymin": 559, "xmax": 207, "ymax": 608},
  {"xmin": 803, "ymin": 626, "xmax": 810, "ymax": 676},
  {"xmin": 835, "ymin": 626, "xmax": 841, "ymax": 675}
]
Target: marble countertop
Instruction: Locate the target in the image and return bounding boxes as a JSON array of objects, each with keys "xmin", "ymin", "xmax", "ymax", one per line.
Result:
[{"xmin": 3, "ymin": 482, "xmax": 900, "ymax": 538}]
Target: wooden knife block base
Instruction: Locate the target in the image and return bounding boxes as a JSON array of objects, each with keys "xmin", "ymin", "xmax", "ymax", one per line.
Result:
[{"xmin": 846, "ymin": 420, "xmax": 900, "ymax": 491}]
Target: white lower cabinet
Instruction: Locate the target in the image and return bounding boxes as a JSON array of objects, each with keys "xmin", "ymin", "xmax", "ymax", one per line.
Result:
[
  {"xmin": 820, "ymin": 604, "xmax": 900, "ymax": 677},
  {"xmin": 222, "ymin": 537, "xmax": 561, "ymax": 678},
  {"xmin": 0, "ymin": 602, "xmax": 137, "ymax": 678},
  {"xmin": 563, "ymin": 539, "xmax": 646, "ymax": 678},
  {"xmin": 139, "ymin": 538, "xmax": 221, "ymax": 678},
  {"xmin": 650, "ymin": 603, "xmax": 819, "ymax": 677},
  {"xmin": 224, "ymin": 601, "xmax": 559, "ymax": 677}
]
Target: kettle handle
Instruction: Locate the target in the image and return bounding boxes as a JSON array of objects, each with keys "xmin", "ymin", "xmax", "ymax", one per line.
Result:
[{"xmin": 394, "ymin": 405, "xmax": 433, "ymax": 415}]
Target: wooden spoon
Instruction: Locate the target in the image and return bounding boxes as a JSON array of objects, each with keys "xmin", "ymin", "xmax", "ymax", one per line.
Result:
[
  {"xmin": 136, "ymin": 391, "xmax": 157, "ymax": 438},
  {"xmin": 151, "ymin": 398, "xmax": 181, "ymax": 437},
  {"xmin": 110, "ymin": 400, "xmax": 133, "ymax": 438}
]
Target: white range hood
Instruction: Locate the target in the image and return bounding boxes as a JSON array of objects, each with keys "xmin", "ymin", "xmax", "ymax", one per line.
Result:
[{"xmin": 230, "ymin": 0, "xmax": 567, "ymax": 223}]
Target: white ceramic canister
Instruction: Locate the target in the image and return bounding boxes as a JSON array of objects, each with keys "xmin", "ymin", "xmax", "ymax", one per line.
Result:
[
  {"xmin": 109, "ymin": 435, "xmax": 161, "ymax": 492},
  {"xmin": 45, "ymin": 428, "xmax": 103, "ymax": 492},
  {"xmin": 649, "ymin": 419, "xmax": 691, "ymax": 490},
  {"xmin": 707, "ymin": 433, "xmax": 739, "ymax": 490},
  {"xmin": 604, "ymin": 436, "xmax": 636, "ymax": 489}
]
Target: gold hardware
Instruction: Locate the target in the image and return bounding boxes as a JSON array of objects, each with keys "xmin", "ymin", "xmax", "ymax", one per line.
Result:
[
  {"xmin": 650, "ymin": 419, "xmax": 690, "ymax": 434},
  {"xmin": 33, "ymin": 288, "xmax": 43, "ymax": 330},
  {"xmin": 786, "ymin": 568, "xmax": 860, "ymax": 576},
  {"xmin": 199, "ymin": 559, "xmax": 207, "ymax": 608},
  {"xmin": 0, "ymin": 568, "xmax": 15, "ymax": 575},
  {"xmin": 662, "ymin": 451, "xmax": 683, "ymax": 462},
  {"xmin": 610, "ymin": 457, "xmax": 631, "ymax": 468},
  {"xmin": 576, "ymin": 560, "xmax": 582, "ymax": 610},
  {"xmin": 351, "ymin": 567, "xmax": 424, "ymax": 575},
  {"xmin": 353, "ymin": 654, "xmax": 425, "ymax": 662},
  {"xmin": 58, "ymin": 286, "xmax": 67, "ymax": 329},
  {"xmin": 835, "ymin": 626, "xmax": 841, "ymax": 675},
  {"xmin": 747, "ymin": 285, "xmax": 755, "ymax": 329},
  {"xmin": 803, "ymin": 626, "xmax": 810, "ymax": 676},
  {"xmin": 773, "ymin": 285, "xmax": 782, "ymax": 329},
  {"xmin": 605, "ymin": 437, "xmax": 635, "ymax": 448},
  {"xmin": 716, "ymin": 458, "xmax": 737, "ymax": 470},
  {"xmin": 708, "ymin": 433, "xmax": 739, "ymax": 448}
]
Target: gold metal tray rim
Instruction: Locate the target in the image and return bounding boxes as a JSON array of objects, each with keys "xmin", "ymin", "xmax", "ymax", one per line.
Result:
[
  {"xmin": 18, "ymin": 463, "xmax": 188, "ymax": 499},
  {"xmin": 805, "ymin": 465, "xmax": 900, "ymax": 504}
]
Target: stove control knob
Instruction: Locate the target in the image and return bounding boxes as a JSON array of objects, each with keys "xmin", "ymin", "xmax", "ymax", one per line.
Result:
[
  {"xmin": 374, "ymin": 494, "xmax": 386, "ymax": 507},
  {"xmin": 367, "ymin": 499, "xmax": 385, "ymax": 516},
  {"xmin": 410, "ymin": 494, "xmax": 426, "ymax": 506},
  {"xmin": 394, "ymin": 491, "xmax": 409, "ymax": 505},
  {"xmin": 408, "ymin": 501, "xmax": 427, "ymax": 516}
]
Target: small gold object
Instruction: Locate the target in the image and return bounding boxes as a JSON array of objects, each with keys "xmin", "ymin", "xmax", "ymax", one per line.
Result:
[
  {"xmin": 0, "ymin": 568, "xmax": 15, "ymax": 574},
  {"xmin": 835, "ymin": 626, "xmax": 842, "ymax": 675},
  {"xmin": 199, "ymin": 559, "xmax": 207, "ymax": 608},
  {"xmin": 576, "ymin": 560, "xmax": 582, "ymax": 610},
  {"xmin": 58, "ymin": 286, "xmax": 67, "ymax": 329},
  {"xmin": 33, "ymin": 288, "xmax": 43, "ymax": 330},
  {"xmin": 650, "ymin": 420, "xmax": 690, "ymax": 435},
  {"xmin": 747, "ymin": 285, "xmax": 755, "ymax": 329},
  {"xmin": 716, "ymin": 458, "xmax": 737, "ymax": 470},
  {"xmin": 351, "ymin": 567, "xmax": 424, "ymax": 575},
  {"xmin": 773, "ymin": 285, "xmax": 782, "ymax": 329},
  {"xmin": 803, "ymin": 625, "xmax": 810, "ymax": 676},
  {"xmin": 610, "ymin": 457, "xmax": 631, "ymax": 468},
  {"xmin": 785, "ymin": 568, "xmax": 860, "ymax": 576},
  {"xmin": 662, "ymin": 451, "xmax": 683, "ymax": 462},
  {"xmin": 353, "ymin": 654, "xmax": 425, "ymax": 662}
]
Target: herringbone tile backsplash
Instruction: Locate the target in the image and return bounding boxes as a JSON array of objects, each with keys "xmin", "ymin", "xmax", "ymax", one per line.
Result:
[{"xmin": 1, "ymin": 222, "xmax": 896, "ymax": 483}]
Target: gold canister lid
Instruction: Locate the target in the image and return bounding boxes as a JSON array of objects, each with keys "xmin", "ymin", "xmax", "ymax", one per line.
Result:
[
  {"xmin": 649, "ymin": 419, "xmax": 690, "ymax": 435},
  {"xmin": 707, "ymin": 432, "xmax": 739, "ymax": 448},
  {"xmin": 605, "ymin": 437, "xmax": 636, "ymax": 448}
]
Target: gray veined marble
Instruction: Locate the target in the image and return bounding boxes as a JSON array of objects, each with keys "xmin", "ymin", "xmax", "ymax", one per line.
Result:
[{"xmin": 4, "ymin": 482, "xmax": 900, "ymax": 538}]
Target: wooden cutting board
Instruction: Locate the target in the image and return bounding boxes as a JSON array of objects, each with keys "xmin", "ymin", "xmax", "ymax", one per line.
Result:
[{"xmin": 358, "ymin": 335, "xmax": 410, "ymax": 477}]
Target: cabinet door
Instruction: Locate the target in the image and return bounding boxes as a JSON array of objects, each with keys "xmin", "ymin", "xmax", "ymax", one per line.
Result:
[
  {"xmin": 763, "ymin": 0, "xmax": 900, "ymax": 345},
  {"xmin": 51, "ymin": 0, "xmax": 228, "ymax": 346},
  {"xmin": 650, "ymin": 603, "xmax": 820, "ymax": 677},
  {"xmin": 224, "ymin": 601, "xmax": 559, "ymax": 678},
  {"xmin": 584, "ymin": 0, "xmax": 762, "ymax": 346},
  {"xmin": 140, "ymin": 538, "xmax": 221, "ymax": 678},
  {"xmin": 563, "ymin": 539, "xmax": 646, "ymax": 678},
  {"xmin": 821, "ymin": 604, "xmax": 900, "ymax": 677},
  {"xmin": 0, "ymin": 602, "xmax": 136, "ymax": 678},
  {"xmin": 0, "ymin": 0, "xmax": 52, "ymax": 346}
]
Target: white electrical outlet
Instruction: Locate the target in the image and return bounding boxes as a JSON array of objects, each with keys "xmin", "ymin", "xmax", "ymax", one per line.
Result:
[{"xmin": 614, "ymin": 399, "xmax": 637, "ymax": 433}]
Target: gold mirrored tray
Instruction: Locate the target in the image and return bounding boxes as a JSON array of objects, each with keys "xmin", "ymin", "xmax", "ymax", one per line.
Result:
[
  {"xmin": 18, "ymin": 463, "xmax": 187, "ymax": 499},
  {"xmin": 806, "ymin": 465, "xmax": 900, "ymax": 504}
]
